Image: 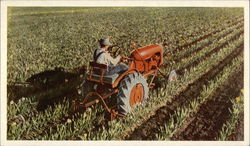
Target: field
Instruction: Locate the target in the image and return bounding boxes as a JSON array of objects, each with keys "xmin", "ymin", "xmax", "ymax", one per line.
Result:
[{"xmin": 7, "ymin": 7, "xmax": 244, "ymax": 140}]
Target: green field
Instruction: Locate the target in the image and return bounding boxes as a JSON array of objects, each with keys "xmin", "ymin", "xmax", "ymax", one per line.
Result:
[
  {"xmin": 7, "ymin": 7, "xmax": 244, "ymax": 140},
  {"xmin": 7, "ymin": 7, "xmax": 243, "ymax": 82}
]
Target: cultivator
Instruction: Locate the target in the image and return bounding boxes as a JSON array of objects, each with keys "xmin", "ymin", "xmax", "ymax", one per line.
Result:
[{"xmin": 72, "ymin": 43, "xmax": 174, "ymax": 119}]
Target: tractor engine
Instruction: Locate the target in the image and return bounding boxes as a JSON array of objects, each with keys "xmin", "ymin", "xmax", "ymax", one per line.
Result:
[{"xmin": 130, "ymin": 44, "xmax": 163, "ymax": 73}]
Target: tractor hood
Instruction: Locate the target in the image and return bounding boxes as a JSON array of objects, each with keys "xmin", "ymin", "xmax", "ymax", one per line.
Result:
[{"xmin": 131, "ymin": 44, "xmax": 163, "ymax": 64}]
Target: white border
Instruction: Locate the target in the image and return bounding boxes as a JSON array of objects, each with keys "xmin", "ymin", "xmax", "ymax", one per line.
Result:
[
  {"xmin": 1, "ymin": 0, "xmax": 250, "ymax": 7},
  {"xmin": 244, "ymin": 2, "xmax": 250, "ymax": 145},
  {"xmin": 1, "ymin": 1, "xmax": 249, "ymax": 146}
]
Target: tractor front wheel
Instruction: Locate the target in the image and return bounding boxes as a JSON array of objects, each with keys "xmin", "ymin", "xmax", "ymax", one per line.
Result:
[{"xmin": 117, "ymin": 72, "xmax": 149, "ymax": 115}]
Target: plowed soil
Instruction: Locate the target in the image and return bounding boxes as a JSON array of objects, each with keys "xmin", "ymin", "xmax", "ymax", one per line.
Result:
[
  {"xmin": 170, "ymin": 18, "xmax": 243, "ymax": 55},
  {"xmin": 172, "ymin": 64, "xmax": 243, "ymax": 140},
  {"xmin": 176, "ymin": 33, "xmax": 243, "ymax": 75},
  {"xmin": 125, "ymin": 45, "xmax": 243, "ymax": 140},
  {"xmin": 173, "ymin": 24, "xmax": 243, "ymax": 63}
]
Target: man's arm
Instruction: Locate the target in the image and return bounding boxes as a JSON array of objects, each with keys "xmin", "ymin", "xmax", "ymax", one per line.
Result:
[{"xmin": 105, "ymin": 52, "xmax": 121, "ymax": 66}]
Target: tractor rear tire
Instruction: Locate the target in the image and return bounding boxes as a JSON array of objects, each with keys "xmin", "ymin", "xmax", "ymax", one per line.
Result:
[{"xmin": 117, "ymin": 72, "xmax": 149, "ymax": 115}]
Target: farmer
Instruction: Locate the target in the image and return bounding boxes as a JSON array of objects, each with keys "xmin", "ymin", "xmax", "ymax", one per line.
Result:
[{"xmin": 93, "ymin": 37, "xmax": 128, "ymax": 75}]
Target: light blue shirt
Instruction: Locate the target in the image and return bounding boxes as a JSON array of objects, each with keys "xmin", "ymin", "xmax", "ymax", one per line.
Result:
[{"xmin": 94, "ymin": 47, "xmax": 120, "ymax": 68}]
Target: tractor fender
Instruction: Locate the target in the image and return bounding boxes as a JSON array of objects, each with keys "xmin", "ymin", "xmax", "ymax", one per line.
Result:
[{"xmin": 112, "ymin": 69, "xmax": 139, "ymax": 88}]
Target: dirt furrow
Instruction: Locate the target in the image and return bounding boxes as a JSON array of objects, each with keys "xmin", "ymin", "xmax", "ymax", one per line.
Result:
[
  {"xmin": 162, "ymin": 25, "xmax": 243, "ymax": 69},
  {"xmin": 176, "ymin": 31, "xmax": 243, "ymax": 75},
  {"xmin": 172, "ymin": 64, "xmax": 243, "ymax": 140},
  {"xmin": 13, "ymin": 34, "xmax": 244, "ymax": 140},
  {"xmin": 125, "ymin": 44, "xmax": 243, "ymax": 140},
  {"xmin": 8, "ymin": 18, "xmax": 244, "ymax": 103},
  {"xmin": 166, "ymin": 17, "xmax": 243, "ymax": 56},
  {"xmin": 173, "ymin": 24, "xmax": 243, "ymax": 63},
  {"xmin": 8, "ymin": 16, "xmax": 244, "ymax": 140}
]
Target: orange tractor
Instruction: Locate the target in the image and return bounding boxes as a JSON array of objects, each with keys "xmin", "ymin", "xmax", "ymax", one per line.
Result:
[{"xmin": 73, "ymin": 43, "xmax": 164, "ymax": 119}]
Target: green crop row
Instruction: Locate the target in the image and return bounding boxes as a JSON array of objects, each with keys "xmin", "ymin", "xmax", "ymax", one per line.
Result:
[
  {"xmin": 7, "ymin": 7, "xmax": 244, "ymax": 140},
  {"xmin": 166, "ymin": 14, "xmax": 243, "ymax": 53},
  {"xmin": 7, "ymin": 7, "xmax": 243, "ymax": 83},
  {"xmin": 11, "ymin": 28, "xmax": 243, "ymax": 141},
  {"xmin": 166, "ymin": 16, "xmax": 243, "ymax": 55},
  {"xmin": 73, "ymin": 31, "xmax": 243, "ymax": 140},
  {"xmin": 7, "ymin": 97, "xmax": 38, "ymax": 121},
  {"xmin": 43, "ymin": 32, "xmax": 244, "ymax": 139},
  {"xmin": 217, "ymin": 90, "xmax": 244, "ymax": 140},
  {"xmin": 163, "ymin": 29, "xmax": 243, "ymax": 74},
  {"xmin": 7, "ymin": 29, "xmax": 243, "ymax": 140},
  {"xmin": 168, "ymin": 20, "xmax": 243, "ymax": 62},
  {"xmin": 7, "ymin": 97, "xmax": 70, "ymax": 140},
  {"xmin": 36, "ymin": 104, "xmax": 107, "ymax": 140},
  {"xmin": 155, "ymin": 53, "xmax": 243, "ymax": 140}
]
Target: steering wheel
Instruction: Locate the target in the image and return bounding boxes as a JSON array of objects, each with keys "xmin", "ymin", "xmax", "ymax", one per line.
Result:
[
  {"xmin": 108, "ymin": 45, "xmax": 122, "ymax": 57},
  {"xmin": 120, "ymin": 56, "xmax": 131, "ymax": 64}
]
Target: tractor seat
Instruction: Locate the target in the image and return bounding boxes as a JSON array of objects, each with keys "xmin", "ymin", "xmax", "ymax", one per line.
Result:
[
  {"xmin": 89, "ymin": 73, "xmax": 119, "ymax": 84},
  {"xmin": 87, "ymin": 62, "xmax": 119, "ymax": 85}
]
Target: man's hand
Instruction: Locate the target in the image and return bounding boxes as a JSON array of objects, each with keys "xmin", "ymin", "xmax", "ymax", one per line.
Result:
[{"xmin": 117, "ymin": 55, "xmax": 121, "ymax": 61}]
